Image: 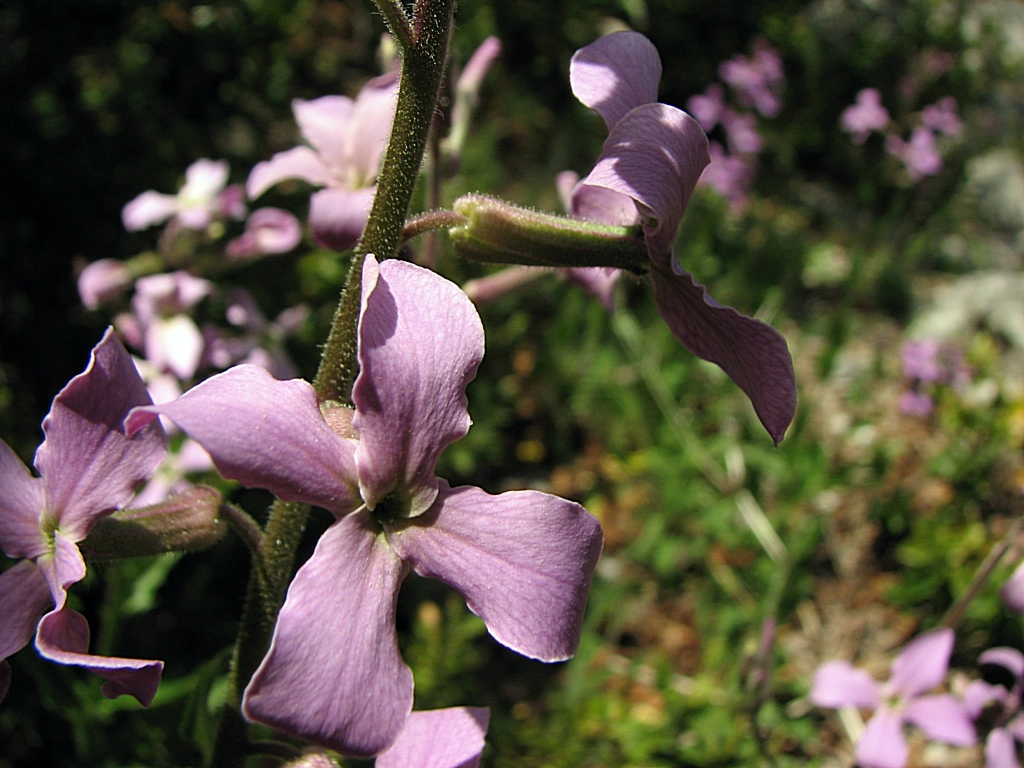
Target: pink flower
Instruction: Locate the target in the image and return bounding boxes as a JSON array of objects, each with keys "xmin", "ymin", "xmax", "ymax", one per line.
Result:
[
  {"xmin": 0, "ymin": 328, "xmax": 166, "ymax": 704},
  {"xmin": 78, "ymin": 258, "xmax": 132, "ymax": 310},
  {"xmin": 964, "ymin": 648, "xmax": 1024, "ymax": 768},
  {"xmin": 811, "ymin": 629, "xmax": 976, "ymax": 768},
  {"xmin": 128, "ymin": 272, "xmax": 213, "ymax": 380},
  {"xmin": 127, "ymin": 256, "xmax": 603, "ymax": 756},
  {"xmin": 247, "ymin": 74, "xmax": 399, "ymax": 252},
  {"xmin": 699, "ymin": 142, "xmax": 755, "ymax": 211},
  {"xmin": 718, "ymin": 40, "xmax": 784, "ymax": 118},
  {"xmin": 687, "ymin": 83, "xmax": 726, "ymax": 133},
  {"xmin": 122, "ymin": 159, "xmax": 240, "ymax": 231},
  {"xmin": 922, "ymin": 96, "xmax": 963, "ymax": 136},
  {"xmin": 901, "ymin": 339, "xmax": 942, "ymax": 383},
  {"xmin": 840, "ymin": 88, "xmax": 892, "ymax": 144},
  {"xmin": 887, "ymin": 127, "xmax": 942, "ymax": 181},
  {"xmin": 225, "ymin": 207, "xmax": 303, "ymax": 260},
  {"xmin": 566, "ymin": 31, "xmax": 796, "ymax": 444}
]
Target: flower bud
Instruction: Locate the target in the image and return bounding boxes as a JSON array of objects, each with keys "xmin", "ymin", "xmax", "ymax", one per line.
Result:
[
  {"xmin": 449, "ymin": 194, "xmax": 649, "ymax": 271},
  {"xmin": 80, "ymin": 485, "xmax": 225, "ymax": 560}
]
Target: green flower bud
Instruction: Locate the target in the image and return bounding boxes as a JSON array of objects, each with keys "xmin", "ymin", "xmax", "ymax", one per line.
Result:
[
  {"xmin": 80, "ymin": 485, "xmax": 226, "ymax": 560},
  {"xmin": 449, "ymin": 194, "xmax": 649, "ymax": 271}
]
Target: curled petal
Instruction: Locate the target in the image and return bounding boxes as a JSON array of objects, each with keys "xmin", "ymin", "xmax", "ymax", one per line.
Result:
[
  {"xmin": 570, "ymin": 31, "xmax": 662, "ymax": 130},
  {"xmin": 35, "ymin": 530, "xmax": 86, "ymax": 608},
  {"xmin": 389, "ymin": 481, "xmax": 604, "ymax": 662},
  {"xmin": 904, "ymin": 694, "xmax": 976, "ymax": 746},
  {"xmin": 986, "ymin": 729, "xmax": 1023, "ymax": 768},
  {"xmin": 35, "ymin": 328, "xmax": 166, "ymax": 541},
  {"xmin": 580, "ymin": 103, "xmax": 709, "ymax": 256},
  {"xmin": 980, "ymin": 647, "xmax": 1024, "ymax": 680},
  {"xmin": 0, "ymin": 439, "xmax": 47, "ymax": 558},
  {"xmin": 243, "ymin": 511, "xmax": 413, "ymax": 757},
  {"xmin": 376, "ymin": 707, "xmax": 490, "ymax": 768},
  {"xmin": 0, "ymin": 561, "xmax": 51, "ymax": 662},
  {"xmin": 354, "ymin": 258, "xmax": 484, "ymax": 516},
  {"xmin": 650, "ymin": 268, "xmax": 796, "ymax": 444},
  {"xmin": 857, "ymin": 708, "xmax": 909, "ymax": 768},
  {"xmin": 248, "ymin": 146, "xmax": 335, "ymax": 200},
  {"xmin": 35, "ymin": 606, "xmax": 163, "ymax": 706},
  {"xmin": 126, "ymin": 365, "xmax": 360, "ymax": 515},
  {"xmin": 889, "ymin": 628, "xmax": 953, "ymax": 698},
  {"xmin": 308, "ymin": 187, "xmax": 375, "ymax": 252},
  {"xmin": 809, "ymin": 660, "xmax": 881, "ymax": 709},
  {"xmin": 570, "ymin": 183, "xmax": 641, "ymax": 228}
]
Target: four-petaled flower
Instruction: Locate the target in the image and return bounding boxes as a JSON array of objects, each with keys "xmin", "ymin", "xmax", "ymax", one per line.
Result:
[
  {"xmin": 122, "ymin": 158, "xmax": 243, "ymax": 232},
  {"xmin": 127, "ymin": 256, "xmax": 604, "ymax": 756},
  {"xmin": 247, "ymin": 74, "xmax": 399, "ymax": 252},
  {"xmin": 0, "ymin": 328, "xmax": 166, "ymax": 704},
  {"xmin": 566, "ymin": 30, "xmax": 796, "ymax": 443},
  {"xmin": 810, "ymin": 628, "xmax": 976, "ymax": 768}
]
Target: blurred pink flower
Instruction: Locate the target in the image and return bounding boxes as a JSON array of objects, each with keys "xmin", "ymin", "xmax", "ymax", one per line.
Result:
[
  {"xmin": 887, "ymin": 127, "xmax": 942, "ymax": 181},
  {"xmin": 225, "ymin": 207, "xmax": 303, "ymax": 260},
  {"xmin": 718, "ymin": 40, "xmax": 784, "ymax": 117},
  {"xmin": 901, "ymin": 339, "xmax": 942, "ymax": 383},
  {"xmin": 699, "ymin": 142, "xmax": 755, "ymax": 211},
  {"xmin": 840, "ymin": 88, "xmax": 892, "ymax": 144},
  {"xmin": 78, "ymin": 259, "xmax": 131, "ymax": 310},
  {"xmin": 687, "ymin": 83, "xmax": 726, "ymax": 132},
  {"xmin": 127, "ymin": 272, "xmax": 213, "ymax": 380},
  {"xmin": 899, "ymin": 391, "xmax": 934, "ymax": 418},
  {"xmin": 123, "ymin": 159, "xmax": 242, "ymax": 232},
  {"xmin": 964, "ymin": 647, "xmax": 1024, "ymax": 768},
  {"xmin": 922, "ymin": 97, "xmax": 963, "ymax": 136}
]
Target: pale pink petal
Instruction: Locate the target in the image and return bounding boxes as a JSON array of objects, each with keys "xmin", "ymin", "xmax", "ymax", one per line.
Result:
[
  {"xmin": 145, "ymin": 315, "xmax": 205, "ymax": 380},
  {"xmin": 0, "ymin": 439, "xmax": 47, "ymax": 558},
  {"xmin": 180, "ymin": 159, "xmax": 230, "ymax": 203},
  {"xmin": 809, "ymin": 660, "xmax": 881, "ymax": 709},
  {"xmin": 78, "ymin": 259, "xmax": 131, "ymax": 310},
  {"xmin": 243, "ymin": 510, "xmax": 413, "ymax": 757},
  {"xmin": 389, "ymin": 481, "xmax": 603, "ymax": 662},
  {"xmin": 556, "ymin": 170, "xmax": 579, "ymax": 213},
  {"xmin": 292, "ymin": 95, "xmax": 355, "ymax": 172},
  {"xmin": 34, "ymin": 328, "xmax": 166, "ymax": 541},
  {"xmin": 1002, "ymin": 561, "xmax": 1024, "ymax": 613},
  {"xmin": 564, "ymin": 267, "xmax": 620, "ymax": 310},
  {"xmin": 904, "ymin": 694, "xmax": 976, "ymax": 745},
  {"xmin": 570, "ymin": 31, "xmax": 662, "ymax": 130},
  {"xmin": 857, "ymin": 708, "xmax": 910, "ymax": 768},
  {"xmin": 225, "ymin": 207, "xmax": 302, "ymax": 259},
  {"xmin": 353, "ymin": 258, "xmax": 484, "ymax": 516},
  {"xmin": 963, "ymin": 680, "xmax": 1009, "ymax": 719},
  {"xmin": 985, "ymin": 729, "xmax": 1022, "ymax": 768},
  {"xmin": 580, "ymin": 103, "xmax": 709, "ymax": 256},
  {"xmin": 650, "ymin": 268, "xmax": 796, "ymax": 444},
  {"xmin": 126, "ymin": 365, "xmax": 360, "ymax": 515},
  {"xmin": 35, "ymin": 606, "xmax": 162, "ymax": 706},
  {"xmin": 457, "ymin": 37, "xmax": 502, "ymax": 98},
  {"xmin": 345, "ymin": 72, "xmax": 399, "ymax": 186},
  {"xmin": 570, "ymin": 183, "xmax": 641, "ymax": 228},
  {"xmin": 247, "ymin": 146, "xmax": 335, "ymax": 200},
  {"xmin": 308, "ymin": 186, "xmax": 375, "ymax": 252},
  {"xmin": 376, "ymin": 707, "xmax": 490, "ymax": 768},
  {"xmin": 122, "ymin": 191, "xmax": 178, "ymax": 231},
  {"xmin": 34, "ymin": 529, "xmax": 86, "ymax": 608},
  {"xmin": 980, "ymin": 647, "xmax": 1024, "ymax": 679},
  {"xmin": 889, "ymin": 628, "xmax": 953, "ymax": 698},
  {"xmin": 0, "ymin": 561, "xmax": 51, "ymax": 661}
]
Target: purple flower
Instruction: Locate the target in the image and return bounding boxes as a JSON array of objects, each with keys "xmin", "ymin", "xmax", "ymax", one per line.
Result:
[
  {"xmin": 718, "ymin": 40, "xmax": 784, "ymax": 118},
  {"xmin": 964, "ymin": 648, "xmax": 1024, "ymax": 768},
  {"xmin": 247, "ymin": 74, "xmax": 399, "ymax": 252},
  {"xmin": 1001, "ymin": 561, "xmax": 1024, "ymax": 614},
  {"xmin": 840, "ymin": 88, "xmax": 892, "ymax": 144},
  {"xmin": 810, "ymin": 628, "xmax": 976, "ymax": 768},
  {"xmin": 78, "ymin": 258, "xmax": 132, "ymax": 310},
  {"xmin": 127, "ymin": 272, "xmax": 213, "ymax": 380},
  {"xmin": 899, "ymin": 390, "xmax": 934, "ymax": 418},
  {"xmin": 700, "ymin": 141, "xmax": 755, "ymax": 212},
  {"xmin": 225, "ymin": 207, "xmax": 303, "ymax": 260},
  {"xmin": 722, "ymin": 108, "xmax": 763, "ymax": 155},
  {"xmin": 887, "ymin": 126, "xmax": 942, "ymax": 181},
  {"xmin": 376, "ymin": 707, "xmax": 489, "ymax": 768},
  {"xmin": 127, "ymin": 256, "xmax": 603, "ymax": 755},
  {"xmin": 687, "ymin": 84, "xmax": 726, "ymax": 133},
  {"xmin": 922, "ymin": 97, "xmax": 963, "ymax": 137},
  {"xmin": 0, "ymin": 328, "xmax": 166, "ymax": 704},
  {"xmin": 901, "ymin": 339, "xmax": 942, "ymax": 383},
  {"xmin": 203, "ymin": 288, "xmax": 307, "ymax": 380},
  {"xmin": 123, "ymin": 159, "xmax": 241, "ymax": 232},
  {"xmin": 567, "ymin": 31, "xmax": 796, "ymax": 443}
]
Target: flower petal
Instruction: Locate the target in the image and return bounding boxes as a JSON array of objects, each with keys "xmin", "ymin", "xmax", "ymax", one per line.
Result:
[
  {"xmin": 809, "ymin": 660, "xmax": 881, "ymax": 709},
  {"xmin": 353, "ymin": 258, "xmax": 484, "ymax": 516},
  {"xmin": 126, "ymin": 365, "xmax": 359, "ymax": 515},
  {"xmin": 243, "ymin": 510, "xmax": 413, "ymax": 757},
  {"xmin": 579, "ymin": 102, "xmax": 709, "ymax": 256},
  {"xmin": 0, "ymin": 560, "xmax": 51, "ymax": 661},
  {"xmin": 1001, "ymin": 561, "xmax": 1024, "ymax": 613},
  {"xmin": 292, "ymin": 95, "xmax": 355, "ymax": 172},
  {"xmin": 0, "ymin": 439, "xmax": 47, "ymax": 558},
  {"xmin": 376, "ymin": 707, "xmax": 490, "ymax": 768},
  {"xmin": 904, "ymin": 694, "xmax": 976, "ymax": 746},
  {"xmin": 308, "ymin": 186, "xmax": 375, "ymax": 252},
  {"xmin": 122, "ymin": 191, "xmax": 178, "ymax": 231},
  {"xmin": 565, "ymin": 267, "xmax": 620, "ymax": 310},
  {"xmin": 35, "ymin": 605, "xmax": 163, "ymax": 706},
  {"xmin": 247, "ymin": 146, "xmax": 335, "ymax": 200},
  {"xmin": 35, "ymin": 328, "xmax": 166, "ymax": 541},
  {"xmin": 389, "ymin": 480, "xmax": 604, "ymax": 662},
  {"xmin": 650, "ymin": 267, "xmax": 796, "ymax": 444},
  {"xmin": 979, "ymin": 647, "xmax": 1024, "ymax": 680},
  {"xmin": 985, "ymin": 728, "xmax": 1023, "ymax": 768},
  {"xmin": 570, "ymin": 183, "xmax": 641, "ymax": 228},
  {"xmin": 857, "ymin": 708, "xmax": 909, "ymax": 768},
  {"xmin": 345, "ymin": 72, "xmax": 399, "ymax": 186},
  {"xmin": 889, "ymin": 628, "xmax": 953, "ymax": 698},
  {"xmin": 570, "ymin": 31, "xmax": 662, "ymax": 130},
  {"xmin": 35, "ymin": 529, "xmax": 86, "ymax": 607}
]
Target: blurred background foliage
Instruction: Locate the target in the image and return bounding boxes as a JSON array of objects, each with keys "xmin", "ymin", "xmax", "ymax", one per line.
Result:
[{"xmin": 4, "ymin": 0, "xmax": 1024, "ymax": 765}]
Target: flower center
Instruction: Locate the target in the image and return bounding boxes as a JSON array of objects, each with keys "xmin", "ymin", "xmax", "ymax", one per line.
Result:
[{"xmin": 371, "ymin": 493, "xmax": 405, "ymax": 526}]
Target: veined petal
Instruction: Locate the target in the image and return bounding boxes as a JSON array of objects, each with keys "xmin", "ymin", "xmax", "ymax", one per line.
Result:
[
  {"xmin": 809, "ymin": 660, "xmax": 881, "ymax": 709},
  {"xmin": 292, "ymin": 95, "xmax": 355, "ymax": 173},
  {"xmin": 986, "ymin": 729, "xmax": 1023, "ymax": 768},
  {"xmin": 650, "ymin": 267, "xmax": 796, "ymax": 444},
  {"xmin": 35, "ymin": 530, "xmax": 86, "ymax": 608},
  {"xmin": 388, "ymin": 481, "xmax": 603, "ymax": 662},
  {"xmin": 35, "ymin": 606, "xmax": 162, "ymax": 706},
  {"xmin": 376, "ymin": 707, "xmax": 490, "ymax": 768},
  {"xmin": 580, "ymin": 103, "xmax": 709, "ymax": 256},
  {"xmin": 0, "ymin": 439, "xmax": 47, "ymax": 558},
  {"xmin": 126, "ymin": 365, "xmax": 360, "ymax": 515},
  {"xmin": 570, "ymin": 31, "xmax": 662, "ymax": 130},
  {"xmin": 889, "ymin": 628, "xmax": 953, "ymax": 698},
  {"xmin": 857, "ymin": 708, "xmax": 909, "ymax": 768},
  {"xmin": 247, "ymin": 146, "xmax": 335, "ymax": 200},
  {"xmin": 243, "ymin": 510, "xmax": 413, "ymax": 757},
  {"xmin": 0, "ymin": 561, "xmax": 51, "ymax": 661},
  {"xmin": 570, "ymin": 183, "xmax": 641, "ymax": 228},
  {"xmin": 904, "ymin": 694, "xmax": 976, "ymax": 745},
  {"xmin": 35, "ymin": 328, "xmax": 166, "ymax": 541},
  {"xmin": 345, "ymin": 72, "xmax": 399, "ymax": 187},
  {"xmin": 308, "ymin": 186, "xmax": 375, "ymax": 252},
  {"xmin": 353, "ymin": 258, "xmax": 484, "ymax": 516}
]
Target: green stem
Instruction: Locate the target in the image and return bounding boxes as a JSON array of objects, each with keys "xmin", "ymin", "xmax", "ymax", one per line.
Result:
[{"xmin": 372, "ymin": 0, "xmax": 414, "ymax": 50}]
